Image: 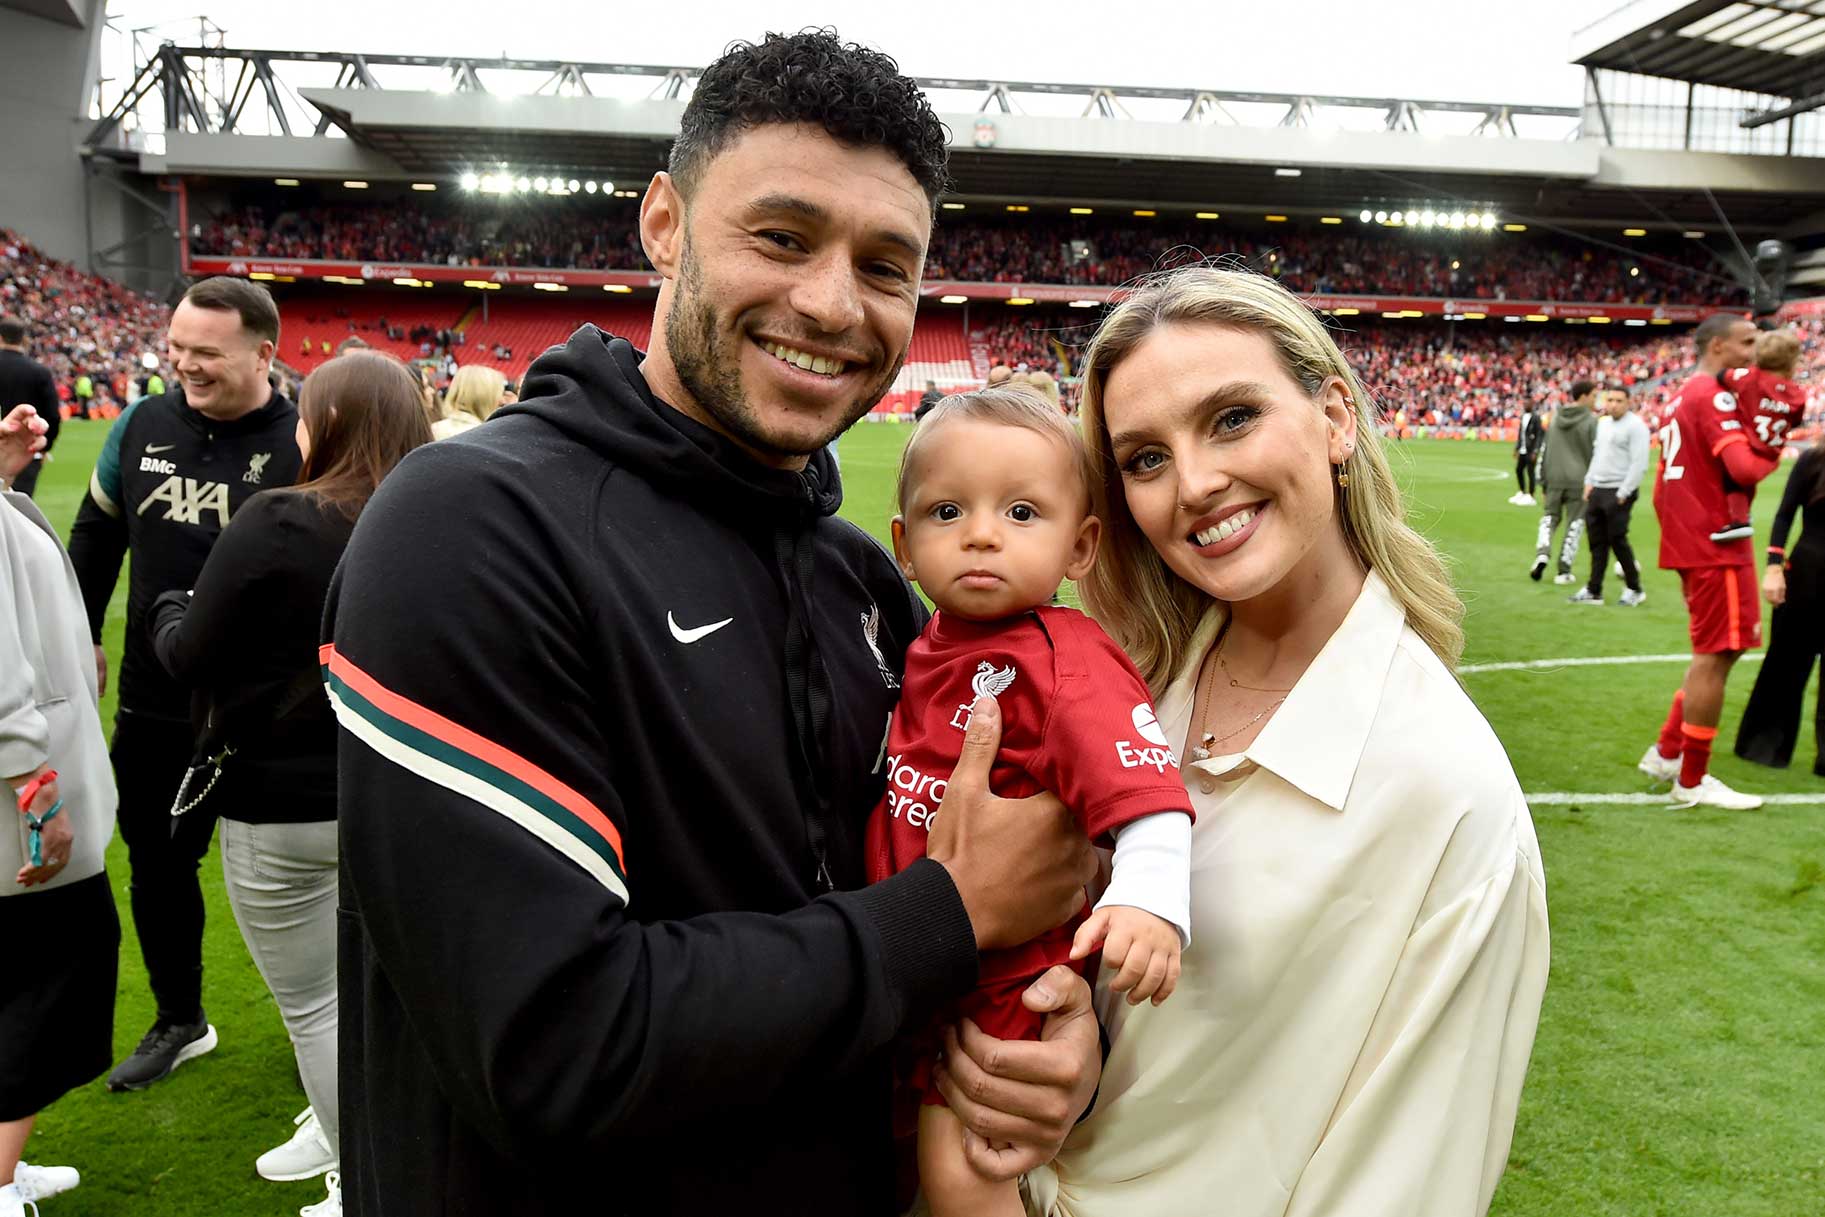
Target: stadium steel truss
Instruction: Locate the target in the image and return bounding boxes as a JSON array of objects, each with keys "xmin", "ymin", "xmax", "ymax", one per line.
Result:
[{"xmin": 85, "ymin": 44, "xmax": 1583, "ymax": 151}]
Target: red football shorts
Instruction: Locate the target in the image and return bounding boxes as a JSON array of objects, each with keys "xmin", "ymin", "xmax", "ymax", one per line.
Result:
[{"xmin": 1678, "ymin": 565, "xmax": 1762, "ymax": 654}]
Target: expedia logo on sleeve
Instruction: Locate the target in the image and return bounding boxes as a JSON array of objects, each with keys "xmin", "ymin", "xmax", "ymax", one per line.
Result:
[
  {"xmin": 1116, "ymin": 703, "xmax": 1179, "ymax": 773},
  {"xmin": 1714, "ymin": 391, "xmax": 1737, "ymax": 413}
]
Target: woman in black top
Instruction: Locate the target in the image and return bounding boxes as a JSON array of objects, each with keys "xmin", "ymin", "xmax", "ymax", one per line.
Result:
[
  {"xmin": 1735, "ymin": 445, "xmax": 1825, "ymax": 777},
  {"xmin": 151, "ymin": 351, "xmax": 431, "ymax": 1213}
]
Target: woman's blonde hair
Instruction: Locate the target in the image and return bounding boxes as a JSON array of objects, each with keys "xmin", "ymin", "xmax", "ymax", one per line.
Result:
[
  {"xmin": 1077, "ymin": 264, "xmax": 1464, "ymax": 691},
  {"xmin": 441, "ymin": 365, "xmax": 507, "ymax": 425}
]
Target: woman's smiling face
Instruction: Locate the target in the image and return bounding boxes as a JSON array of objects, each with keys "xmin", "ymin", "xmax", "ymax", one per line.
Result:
[{"xmin": 1101, "ymin": 322, "xmax": 1356, "ymax": 605}]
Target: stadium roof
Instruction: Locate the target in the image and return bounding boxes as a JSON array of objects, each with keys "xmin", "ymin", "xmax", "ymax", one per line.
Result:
[
  {"xmin": 1574, "ymin": 1, "xmax": 1825, "ymax": 100},
  {"xmin": 98, "ymin": 44, "xmax": 1825, "ymax": 230}
]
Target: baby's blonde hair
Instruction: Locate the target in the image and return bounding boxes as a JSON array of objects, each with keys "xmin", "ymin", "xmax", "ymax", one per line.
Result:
[
  {"xmin": 896, "ymin": 386, "xmax": 1088, "ymax": 514},
  {"xmin": 1756, "ymin": 329, "xmax": 1801, "ymax": 376}
]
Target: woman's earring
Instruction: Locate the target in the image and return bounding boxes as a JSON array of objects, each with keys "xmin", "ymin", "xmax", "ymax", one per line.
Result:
[{"xmin": 1336, "ymin": 463, "xmax": 1350, "ymax": 490}]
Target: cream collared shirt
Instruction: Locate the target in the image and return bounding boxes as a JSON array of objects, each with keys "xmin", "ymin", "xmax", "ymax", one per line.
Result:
[{"xmin": 1028, "ymin": 570, "xmax": 1549, "ymax": 1217}]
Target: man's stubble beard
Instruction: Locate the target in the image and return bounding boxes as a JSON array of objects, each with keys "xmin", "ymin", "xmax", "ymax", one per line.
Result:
[{"xmin": 666, "ymin": 235, "xmax": 907, "ymax": 460}]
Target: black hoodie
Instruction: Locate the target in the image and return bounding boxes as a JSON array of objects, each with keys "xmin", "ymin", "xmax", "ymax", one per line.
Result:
[{"xmin": 325, "ymin": 328, "xmax": 978, "ymax": 1216}]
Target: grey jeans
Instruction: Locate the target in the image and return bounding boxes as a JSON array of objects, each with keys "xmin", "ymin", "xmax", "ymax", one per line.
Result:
[{"xmin": 219, "ymin": 817, "xmax": 339, "ymax": 1155}]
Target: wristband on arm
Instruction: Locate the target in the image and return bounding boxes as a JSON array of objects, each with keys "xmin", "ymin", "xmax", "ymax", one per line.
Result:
[
  {"xmin": 15, "ymin": 770, "xmax": 62, "ymax": 868},
  {"xmin": 1768, "ymin": 546, "xmax": 1786, "ymax": 569}
]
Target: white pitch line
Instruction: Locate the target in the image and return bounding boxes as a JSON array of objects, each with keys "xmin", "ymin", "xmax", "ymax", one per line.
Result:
[
  {"xmin": 1525, "ymin": 791, "xmax": 1825, "ymax": 806},
  {"xmin": 1461, "ymin": 653, "xmax": 1765, "ymax": 675}
]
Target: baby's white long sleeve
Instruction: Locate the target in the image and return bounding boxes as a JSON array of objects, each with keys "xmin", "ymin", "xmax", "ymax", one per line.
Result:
[{"xmin": 1094, "ymin": 811, "xmax": 1193, "ymax": 946}]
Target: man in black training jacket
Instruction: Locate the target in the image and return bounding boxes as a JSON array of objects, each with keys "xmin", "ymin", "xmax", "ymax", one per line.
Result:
[
  {"xmin": 67, "ymin": 277, "xmax": 301, "ymax": 1090},
  {"xmin": 325, "ymin": 31, "xmax": 1102, "ymax": 1217},
  {"xmin": 0, "ymin": 316, "xmax": 61, "ymax": 498}
]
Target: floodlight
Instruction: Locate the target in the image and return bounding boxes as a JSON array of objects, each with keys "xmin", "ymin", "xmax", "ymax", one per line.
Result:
[
  {"xmin": 461, "ymin": 173, "xmax": 479, "ymax": 191},
  {"xmin": 1374, "ymin": 210, "xmax": 1387, "ymax": 223},
  {"xmin": 584, "ymin": 180, "xmax": 598, "ymax": 193},
  {"xmin": 1360, "ymin": 210, "xmax": 1372, "ymax": 223}
]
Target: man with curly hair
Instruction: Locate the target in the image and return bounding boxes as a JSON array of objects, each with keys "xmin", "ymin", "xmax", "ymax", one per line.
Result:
[{"xmin": 326, "ymin": 29, "xmax": 1101, "ymax": 1217}]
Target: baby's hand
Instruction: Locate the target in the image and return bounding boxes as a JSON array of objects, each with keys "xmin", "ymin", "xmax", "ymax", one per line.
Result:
[{"xmin": 1069, "ymin": 904, "xmax": 1182, "ymax": 1005}]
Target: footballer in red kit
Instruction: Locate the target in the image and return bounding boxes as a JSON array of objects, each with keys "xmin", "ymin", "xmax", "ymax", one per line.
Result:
[{"xmin": 1641, "ymin": 314, "xmax": 1778, "ymax": 809}]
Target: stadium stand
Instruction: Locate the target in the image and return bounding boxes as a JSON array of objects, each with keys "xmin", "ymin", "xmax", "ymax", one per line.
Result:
[
  {"xmin": 278, "ymin": 294, "xmax": 471, "ymax": 373},
  {"xmin": 873, "ymin": 310, "xmax": 977, "ymax": 414},
  {"xmin": 5, "ymin": 224, "xmax": 1809, "ymax": 437},
  {"xmin": 459, "ymin": 296, "xmax": 652, "ymax": 374},
  {"xmin": 2, "ymin": 228, "xmax": 170, "ymax": 414},
  {"xmin": 191, "ymin": 201, "xmax": 1744, "ymax": 307}
]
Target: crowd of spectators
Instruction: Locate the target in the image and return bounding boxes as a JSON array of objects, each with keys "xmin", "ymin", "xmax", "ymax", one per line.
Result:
[
  {"xmin": 4, "ymin": 217, "xmax": 1804, "ymax": 438},
  {"xmin": 1, "ymin": 229, "xmax": 171, "ymax": 414},
  {"xmin": 968, "ymin": 305, "xmax": 1816, "ymax": 430},
  {"xmin": 194, "ymin": 201, "xmax": 1746, "ymax": 306},
  {"xmin": 194, "ymin": 203, "xmax": 647, "ymax": 271},
  {"xmin": 927, "ymin": 220, "xmax": 1744, "ymax": 306}
]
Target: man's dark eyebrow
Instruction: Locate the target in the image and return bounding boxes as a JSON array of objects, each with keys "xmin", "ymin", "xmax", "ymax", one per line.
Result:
[
  {"xmin": 749, "ymin": 192, "xmax": 828, "ymax": 224},
  {"xmin": 748, "ymin": 192, "xmax": 924, "ymax": 261}
]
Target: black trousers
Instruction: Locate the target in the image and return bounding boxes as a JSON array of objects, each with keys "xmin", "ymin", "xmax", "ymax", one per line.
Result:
[
  {"xmin": 1735, "ymin": 558, "xmax": 1825, "ymax": 775},
  {"xmin": 9, "ymin": 457, "xmax": 42, "ymax": 498},
  {"xmin": 112, "ymin": 708, "xmax": 219, "ymax": 1025},
  {"xmin": 1515, "ymin": 453, "xmax": 1535, "ymax": 495},
  {"xmin": 1584, "ymin": 487, "xmax": 1641, "ymax": 597}
]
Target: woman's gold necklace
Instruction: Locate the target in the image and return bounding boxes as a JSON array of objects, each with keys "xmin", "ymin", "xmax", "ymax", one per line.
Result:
[{"xmin": 1188, "ymin": 627, "xmax": 1293, "ymax": 762}]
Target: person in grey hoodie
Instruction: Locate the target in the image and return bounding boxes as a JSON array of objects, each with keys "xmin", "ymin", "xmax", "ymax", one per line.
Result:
[
  {"xmin": 0, "ymin": 404, "xmax": 119, "ymax": 1216},
  {"xmin": 1531, "ymin": 380, "xmax": 1601, "ymax": 583}
]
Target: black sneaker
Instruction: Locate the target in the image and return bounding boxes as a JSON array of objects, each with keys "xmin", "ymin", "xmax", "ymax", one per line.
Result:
[
  {"xmin": 1530, "ymin": 556, "xmax": 1547, "ymax": 581},
  {"xmin": 105, "ymin": 1018, "xmax": 217, "ymax": 1091}
]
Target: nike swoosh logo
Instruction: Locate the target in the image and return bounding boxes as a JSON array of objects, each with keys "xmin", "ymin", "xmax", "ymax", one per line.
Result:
[
  {"xmin": 668, "ymin": 611, "xmax": 733, "ymax": 644},
  {"xmin": 145, "ymin": 444, "xmax": 176, "ymax": 454}
]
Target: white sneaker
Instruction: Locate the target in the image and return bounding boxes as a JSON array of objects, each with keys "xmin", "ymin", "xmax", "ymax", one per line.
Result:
[
  {"xmin": 11, "ymin": 1164, "xmax": 78, "ymax": 1203},
  {"xmin": 1519, "ymin": 493, "xmax": 1537, "ymax": 506},
  {"xmin": 1553, "ymin": 572, "xmax": 1576, "ymax": 585},
  {"xmin": 1671, "ymin": 773, "xmax": 1763, "ymax": 810},
  {"xmin": 1620, "ymin": 588, "xmax": 1647, "ymax": 607},
  {"xmin": 1638, "ymin": 744, "xmax": 1682, "ymax": 784},
  {"xmin": 1614, "ymin": 560, "xmax": 1626, "ymax": 577},
  {"xmin": 257, "ymin": 1108, "xmax": 336, "ymax": 1182},
  {"xmin": 0, "ymin": 1182, "xmax": 36, "ymax": 1217},
  {"xmin": 1507, "ymin": 492, "xmax": 1526, "ymax": 505},
  {"xmin": 300, "ymin": 1170, "xmax": 341, "ymax": 1217}
]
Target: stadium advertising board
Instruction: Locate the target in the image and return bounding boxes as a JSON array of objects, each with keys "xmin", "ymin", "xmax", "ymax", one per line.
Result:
[{"xmin": 189, "ymin": 257, "xmax": 664, "ymax": 291}]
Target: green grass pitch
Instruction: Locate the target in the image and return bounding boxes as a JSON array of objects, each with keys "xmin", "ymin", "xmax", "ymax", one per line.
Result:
[{"xmin": 18, "ymin": 417, "xmax": 1823, "ymax": 1216}]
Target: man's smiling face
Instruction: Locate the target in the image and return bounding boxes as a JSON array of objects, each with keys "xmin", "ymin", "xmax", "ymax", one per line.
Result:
[{"xmin": 643, "ymin": 122, "xmax": 931, "ymax": 468}]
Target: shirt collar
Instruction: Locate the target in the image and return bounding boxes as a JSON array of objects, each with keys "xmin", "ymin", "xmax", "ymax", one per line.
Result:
[{"xmin": 1170, "ymin": 569, "xmax": 1406, "ymax": 813}]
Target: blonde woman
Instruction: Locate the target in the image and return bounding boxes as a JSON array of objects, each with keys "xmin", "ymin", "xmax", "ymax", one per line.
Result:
[
  {"xmin": 1022, "ymin": 266, "xmax": 1549, "ymax": 1217},
  {"xmin": 431, "ymin": 365, "xmax": 508, "ymax": 440}
]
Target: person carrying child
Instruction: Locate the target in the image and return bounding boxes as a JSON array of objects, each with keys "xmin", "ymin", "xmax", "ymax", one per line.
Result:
[
  {"xmin": 866, "ymin": 386, "xmax": 1195, "ymax": 1217},
  {"xmin": 1712, "ymin": 327, "xmax": 1806, "ymax": 543}
]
